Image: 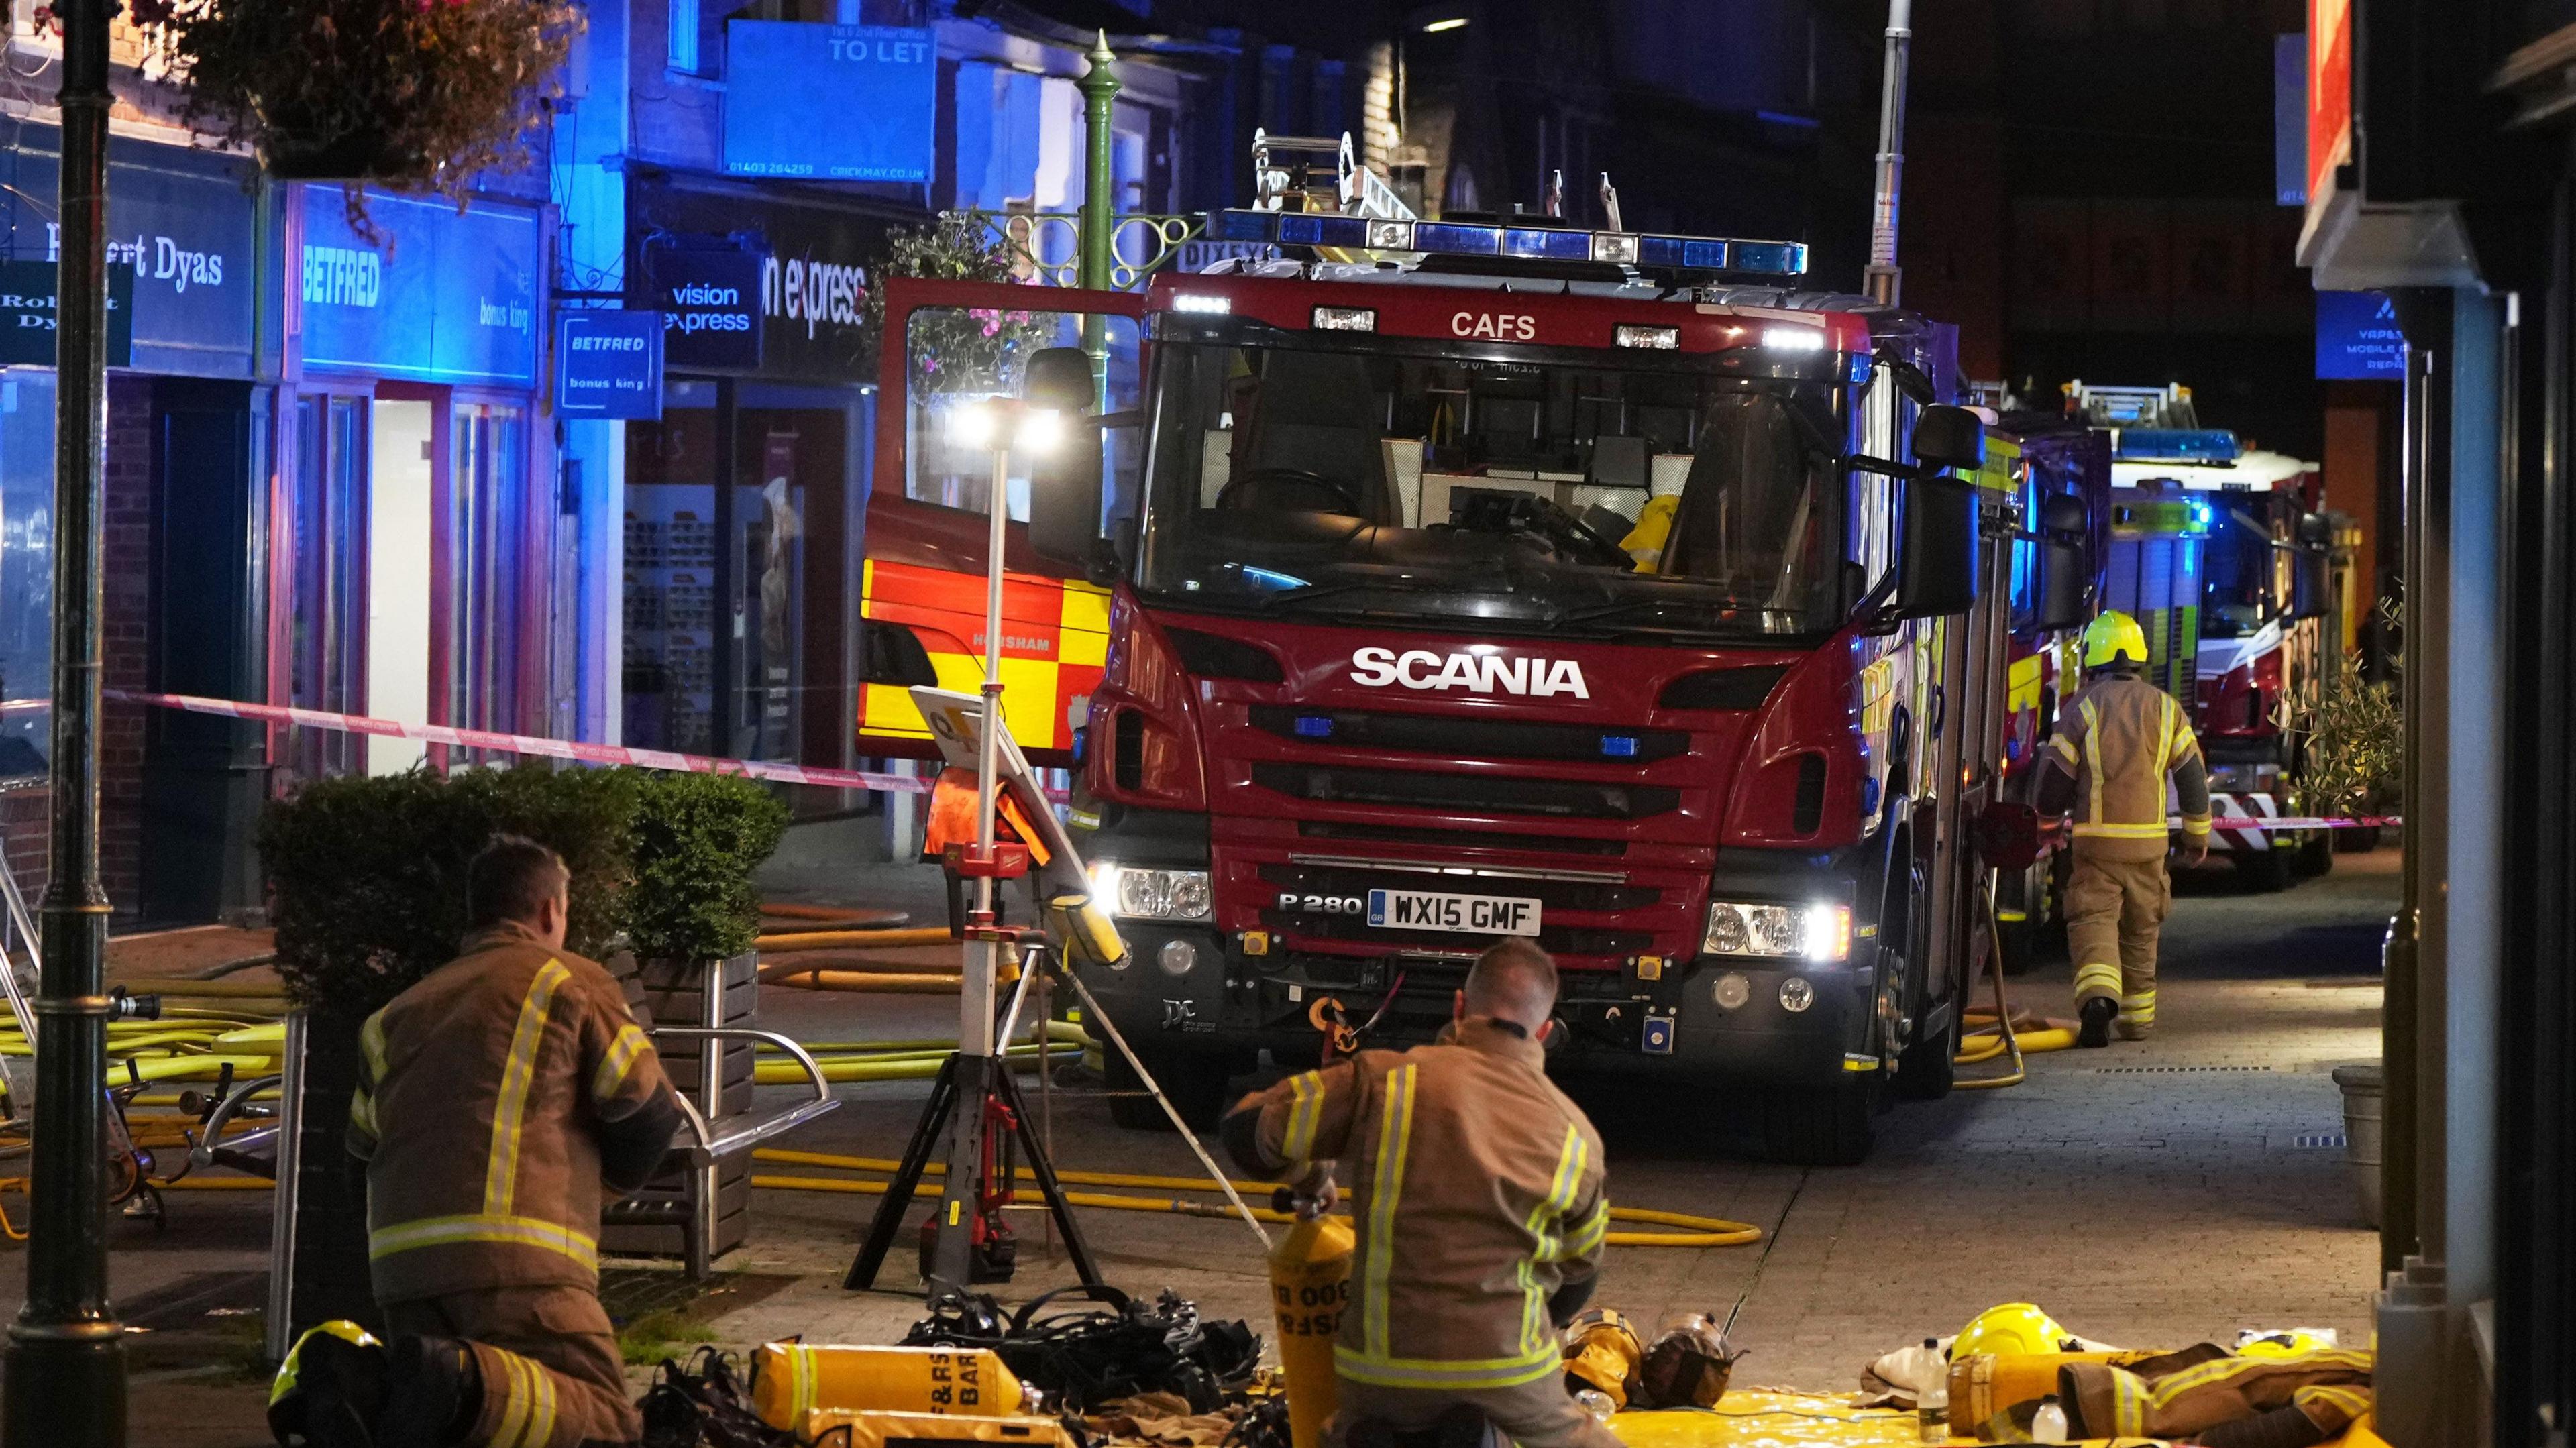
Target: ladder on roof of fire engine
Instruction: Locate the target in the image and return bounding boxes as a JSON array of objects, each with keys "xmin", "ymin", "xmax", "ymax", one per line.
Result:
[
  {"xmin": 1250, "ymin": 129, "xmax": 1417, "ymax": 224},
  {"xmin": 2065, "ymin": 381, "xmax": 2199, "ymax": 429}
]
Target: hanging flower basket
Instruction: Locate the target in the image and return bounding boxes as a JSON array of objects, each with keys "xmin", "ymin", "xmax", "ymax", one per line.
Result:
[
  {"xmin": 135, "ymin": 0, "xmax": 580, "ymax": 198},
  {"xmin": 863, "ymin": 211, "xmax": 1053, "ymax": 394}
]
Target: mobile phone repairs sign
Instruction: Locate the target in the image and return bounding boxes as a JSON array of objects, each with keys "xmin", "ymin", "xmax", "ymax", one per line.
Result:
[{"xmin": 723, "ymin": 22, "xmax": 934, "ymax": 183}]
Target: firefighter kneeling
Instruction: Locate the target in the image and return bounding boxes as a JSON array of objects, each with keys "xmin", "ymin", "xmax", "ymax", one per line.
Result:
[
  {"xmin": 2038, "ymin": 611, "xmax": 2213, "ymax": 1048},
  {"xmin": 271, "ymin": 836, "xmax": 685, "ymax": 1448},
  {"xmin": 1220, "ymin": 939, "xmax": 1619, "ymax": 1448}
]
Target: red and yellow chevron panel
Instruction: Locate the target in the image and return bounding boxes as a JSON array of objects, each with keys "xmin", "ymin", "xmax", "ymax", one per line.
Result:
[{"xmin": 858, "ymin": 557, "xmax": 1110, "ymax": 755}]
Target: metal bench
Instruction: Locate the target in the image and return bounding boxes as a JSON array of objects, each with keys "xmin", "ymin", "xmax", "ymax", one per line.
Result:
[{"xmin": 611, "ymin": 1025, "xmax": 838, "ymax": 1278}]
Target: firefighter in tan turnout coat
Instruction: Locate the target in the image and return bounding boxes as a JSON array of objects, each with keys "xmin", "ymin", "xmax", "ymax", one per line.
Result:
[
  {"xmin": 1220, "ymin": 938, "xmax": 1620, "ymax": 1448},
  {"xmin": 270, "ymin": 836, "xmax": 682, "ymax": 1448},
  {"xmin": 2038, "ymin": 610, "xmax": 2214, "ymax": 1048}
]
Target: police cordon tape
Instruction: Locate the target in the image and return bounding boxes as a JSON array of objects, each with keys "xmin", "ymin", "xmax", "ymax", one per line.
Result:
[
  {"xmin": 72, "ymin": 691, "xmax": 967, "ymax": 794},
  {"xmin": 0, "ymin": 693, "xmax": 2406, "ymax": 829}
]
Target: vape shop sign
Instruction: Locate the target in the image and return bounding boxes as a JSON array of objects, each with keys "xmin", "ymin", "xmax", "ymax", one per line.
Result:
[{"xmin": 0, "ymin": 260, "xmax": 134, "ymax": 367}]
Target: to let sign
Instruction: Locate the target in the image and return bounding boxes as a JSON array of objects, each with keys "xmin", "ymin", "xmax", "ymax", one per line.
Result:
[
  {"xmin": 555, "ymin": 310, "xmax": 663, "ymax": 419},
  {"xmin": 0, "ymin": 259, "xmax": 134, "ymax": 367},
  {"xmin": 722, "ymin": 22, "xmax": 935, "ymax": 182}
]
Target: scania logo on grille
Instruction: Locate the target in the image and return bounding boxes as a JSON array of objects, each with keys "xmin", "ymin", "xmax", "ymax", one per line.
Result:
[{"xmin": 1348, "ymin": 646, "xmax": 1590, "ymax": 699}]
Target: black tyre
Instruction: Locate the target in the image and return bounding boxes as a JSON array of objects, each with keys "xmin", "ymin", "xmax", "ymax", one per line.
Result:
[
  {"xmin": 1761, "ymin": 1079, "xmax": 1878, "ymax": 1166},
  {"xmin": 1104, "ymin": 1044, "xmax": 1232, "ymax": 1132},
  {"xmin": 2294, "ymin": 830, "xmax": 2335, "ymax": 879},
  {"xmin": 2235, "ymin": 846, "xmax": 2292, "ymax": 893},
  {"xmin": 1894, "ymin": 1017, "xmax": 1955, "ymax": 1101}
]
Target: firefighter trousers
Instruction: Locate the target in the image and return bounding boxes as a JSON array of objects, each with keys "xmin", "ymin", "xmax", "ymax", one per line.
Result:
[
  {"xmin": 384, "ymin": 1284, "xmax": 640, "ymax": 1448},
  {"xmin": 1330, "ymin": 1372, "xmax": 1625, "ymax": 1448},
  {"xmin": 2061, "ymin": 1346, "xmax": 2374, "ymax": 1445},
  {"xmin": 2064, "ymin": 850, "xmax": 2169, "ymax": 1039}
]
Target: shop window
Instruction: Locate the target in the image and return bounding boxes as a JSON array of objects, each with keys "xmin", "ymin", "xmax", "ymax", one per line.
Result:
[
  {"xmin": 448, "ymin": 402, "xmax": 531, "ymax": 745},
  {"xmin": 0, "ymin": 370, "xmax": 50, "ymax": 779},
  {"xmin": 285, "ymin": 392, "xmax": 370, "ymax": 785}
]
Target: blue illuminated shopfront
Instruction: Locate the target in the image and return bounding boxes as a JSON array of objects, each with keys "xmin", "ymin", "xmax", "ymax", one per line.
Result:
[{"xmin": 282, "ymin": 185, "xmax": 550, "ymax": 783}]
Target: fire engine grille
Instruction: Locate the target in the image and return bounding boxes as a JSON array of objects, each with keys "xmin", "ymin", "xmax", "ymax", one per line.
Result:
[
  {"xmin": 1251, "ymin": 763, "xmax": 1681, "ymax": 820},
  {"xmin": 1258, "ymin": 861, "xmax": 1658, "ymax": 913},
  {"xmin": 1260, "ymin": 909, "xmax": 1654, "ymax": 958},
  {"xmin": 1296, "ymin": 821, "xmax": 1628, "ymax": 856},
  {"xmin": 1248, "ymin": 705, "xmax": 1689, "ymax": 764}
]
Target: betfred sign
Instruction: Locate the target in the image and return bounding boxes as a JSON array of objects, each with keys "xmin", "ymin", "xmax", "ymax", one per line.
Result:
[
  {"xmin": 2307, "ymin": 0, "xmax": 2352, "ymax": 219},
  {"xmin": 554, "ymin": 310, "xmax": 663, "ymax": 419}
]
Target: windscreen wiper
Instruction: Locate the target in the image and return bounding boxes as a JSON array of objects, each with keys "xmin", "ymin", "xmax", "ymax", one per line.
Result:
[{"xmin": 1553, "ymin": 595, "xmax": 1796, "ymax": 634}]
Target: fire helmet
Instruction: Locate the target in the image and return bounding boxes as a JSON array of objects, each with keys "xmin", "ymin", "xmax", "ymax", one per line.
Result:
[{"xmin": 2081, "ymin": 611, "xmax": 2149, "ymax": 671}]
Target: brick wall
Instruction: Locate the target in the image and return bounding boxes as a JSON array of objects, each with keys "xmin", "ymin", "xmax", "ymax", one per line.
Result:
[{"xmin": 99, "ymin": 373, "xmax": 150, "ymax": 914}]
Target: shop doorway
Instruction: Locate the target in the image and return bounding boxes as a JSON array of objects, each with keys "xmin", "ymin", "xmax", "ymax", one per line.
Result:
[{"xmin": 366, "ymin": 399, "xmax": 434, "ymax": 775}]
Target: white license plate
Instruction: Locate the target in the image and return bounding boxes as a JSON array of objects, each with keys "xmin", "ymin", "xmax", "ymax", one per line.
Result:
[{"xmin": 1366, "ymin": 888, "xmax": 1543, "ymax": 936}]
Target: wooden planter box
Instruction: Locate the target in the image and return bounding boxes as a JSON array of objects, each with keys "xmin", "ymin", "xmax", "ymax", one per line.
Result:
[{"xmin": 603, "ymin": 950, "xmax": 759, "ymax": 1276}]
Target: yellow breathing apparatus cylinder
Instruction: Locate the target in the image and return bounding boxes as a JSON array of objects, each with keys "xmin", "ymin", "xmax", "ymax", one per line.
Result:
[
  {"xmin": 1268, "ymin": 1211, "xmax": 1355, "ymax": 1448},
  {"xmin": 750, "ymin": 1344, "xmax": 1026, "ymax": 1431}
]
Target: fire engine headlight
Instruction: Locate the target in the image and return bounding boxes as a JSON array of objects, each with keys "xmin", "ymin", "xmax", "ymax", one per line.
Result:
[
  {"xmin": 1089, "ymin": 862, "xmax": 1214, "ymax": 922},
  {"xmin": 1701, "ymin": 901, "xmax": 1851, "ymax": 962},
  {"xmin": 1711, "ymin": 970, "xmax": 1751, "ymax": 1011},
  {"xmin": 1778, "ymin": 977, "xmax": 1815, "ymax": 1013},
  {"xmin": 1157, "ymin": 939, "xmax": 1199, "ymax": 977}
]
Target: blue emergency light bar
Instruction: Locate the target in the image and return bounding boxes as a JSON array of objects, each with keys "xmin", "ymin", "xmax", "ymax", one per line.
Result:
[
  {"xmin": 2114, "ymin": 428, "xmax": 2243, "ymax": 463},
  {"xmin": 1210, "ymin": 209, "xmax": 1809, "ymax": 278}
]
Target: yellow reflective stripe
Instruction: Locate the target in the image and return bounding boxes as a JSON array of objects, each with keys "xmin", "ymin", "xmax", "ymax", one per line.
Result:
[
  {"xmin": 360, "ymin": 1011, "xmax": 388, "ymax": 1084},
  {"xmin": 1283, "ymin": 1072, "xmax": 1323, "ymax": 1164},
  {"xmin": 2073, "ymin": 822, "xmax": 2173, "ymax": 838},
  {"xmin": 1518, "ymin": 1125, "xmax": 1584, "ymax": 1353},
  {"xmin": 795, "ymin": 1345, "xmax": 818, "ymax": 1425},
  {"xmin": 592, "ymin": 1024, "xmax": 651, "ymax": 1103},
  {"xmin": 2080, "ymin": 698, "xmax": 2104, "ymax": 825},
  {"xmin": 2112, "ymin": 1370, "xmax": 2148, "ymax": 1436},
  {"xmin": 491, "ymin": 1354, "xmax": 533, "ymax": 1448},
  {"xmin": 348, "ymin": 1090, "xmax": 377, "ymax": 1138},
  {"xmin": 2073, "ymin": 962, "xmax": 2123, "ymax": 997},
  {"xmin": 2180, "ymin": 815, "xmax": 2213, "ymax": 836},
  {"xmin": 2049, "ymin": 734, "xmax": 2078, "ymax": 764},
  {"xmin": 1360, "ymin": 1064, "xmax": 1417, "ymax": 1357},
  {"xmin": 486, "ymin": 960, "xmax": 572, "ymax": 1217},
  {"xmin": 523, "ymin": 1355, "xmax": 558, "ymax": 1448},
  {"xmin": 368, "ymin": 1213, "xmax": 600, "ymax": 1272},
  {"xmin": 1332, "ymin": 1344, "xmax": 1563, "ymax": 1391},
  {"xmin": 1559, "ymin": 1199, "xmax": 1611, "ymax": 1258},
  {"xmin": 2155, "ymin": 695, "xmax": 2175, "ymax": 775}
]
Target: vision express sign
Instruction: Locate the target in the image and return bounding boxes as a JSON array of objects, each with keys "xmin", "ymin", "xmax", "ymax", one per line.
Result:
[{"xmin": 0, "ymin": 260, "xmax": 134, "ymax": 367}]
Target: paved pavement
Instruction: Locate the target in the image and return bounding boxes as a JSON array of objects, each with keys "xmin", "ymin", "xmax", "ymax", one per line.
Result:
[{"xmin": 40, "ymin": 838, "xmax": 2396, "ymax": 1441}]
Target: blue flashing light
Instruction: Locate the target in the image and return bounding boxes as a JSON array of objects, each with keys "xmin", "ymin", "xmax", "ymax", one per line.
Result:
[
  {"xmin": 2192, "ymin": 502, "xmax": 2213, "ymax": 526},
  {"xmin": 1214, "ymin": 209, "xmax": 1273, "ymax": 242},
  {"xmin": 1503, "ymin": 227, "xmax": 1592, "ymax": 260},
  {"xmin": 1413, "ymin": 221, "xmax": 1503, "ymax": 255},
  {"xmin": 1730, "ymin": 241, "xmax": 1807, "ymax": 275},
  {"xmin": 1278, "ymin": 213, "xmax": 1370, "ymax": 249},
  {"xmin": 2115, "ymin": 427, "xmax": 2243, "ymax": 463},
  {"xmin": 1205, "ymin": 209, "xmax": 1808, "ymax": 278},
  {"xmin": 1599, "ymin": 734, "xmax": 1640, "ymax": 758},
  {"xmin": 1293, "ymin": 715, "xmax": 1336, "ymax": 739}
]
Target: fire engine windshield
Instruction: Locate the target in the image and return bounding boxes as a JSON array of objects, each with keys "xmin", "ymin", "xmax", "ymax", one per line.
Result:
[{"xmin": 1131, "ymin": 337, "xmax": 1849, "ymax": 641}]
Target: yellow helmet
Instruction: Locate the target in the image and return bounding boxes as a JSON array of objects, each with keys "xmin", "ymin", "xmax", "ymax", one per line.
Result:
[
  {"xmin": 2236, "ymin": 1329, "xmax": 2336, "ymax": 1360},
  {"xmin": 2081, "ymin": 611, "xmax": 2149, "ymax": 671},
  {"xmin": 268, "ymin": 1320, "xmax": 384, "ymax": 1443},
  {"xmin": 1561, "ymin": 1307, "xmax": 1644, "ymax": 1410},
  {"xmin": 1951, "ymin": 1304, "xmax": 2075, "ymax": 1359}
]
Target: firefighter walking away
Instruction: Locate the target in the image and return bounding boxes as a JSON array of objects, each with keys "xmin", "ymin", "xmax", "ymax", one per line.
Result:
[
  {"xmin": 1219, "ymin": 938, "xmax": 1619, "ymax": 1448},
  {"xmin": 2037, "ymin": 610, "xmax": 2212, "ymax": 1047},
  {"xmin": 270, "ymin": 835, "xmax": 684, "ymax": 1448}
]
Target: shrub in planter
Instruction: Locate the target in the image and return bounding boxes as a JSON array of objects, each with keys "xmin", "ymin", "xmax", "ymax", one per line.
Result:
[
  {"xmin": 258, "ymin": 764, "xmax": 636, "ymax": 1020},
  {"xmin": 136, "ymin": 0, "xmax": 580, "ymax": 196},
  {"xmin": 624, "ymin": 771, "xmax": 790, "ymax": 967}
]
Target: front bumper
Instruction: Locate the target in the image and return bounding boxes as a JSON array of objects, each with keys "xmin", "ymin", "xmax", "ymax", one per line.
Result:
[{"xmin": 1080, "ymin": 912, "xmax": 1878, "ymax": 1089}]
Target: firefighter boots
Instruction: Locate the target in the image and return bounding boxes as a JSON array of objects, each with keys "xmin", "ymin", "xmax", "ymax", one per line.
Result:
[{"xmin": 2078, "ymin": 997, "xmax": 2116, "ymax": 1049}]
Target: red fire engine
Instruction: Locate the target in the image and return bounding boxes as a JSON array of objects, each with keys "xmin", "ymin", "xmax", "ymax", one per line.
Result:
[{"xmin": 860, "ymin": 183, "xmax": 2110, "ymax": 1162}]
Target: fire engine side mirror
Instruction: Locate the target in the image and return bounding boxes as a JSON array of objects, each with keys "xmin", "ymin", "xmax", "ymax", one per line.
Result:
[
  {"xmin": 2032, "ymin": 492, "xmax": 2090, "ymax": 632},
  {"xmin": 1022, "ymin": 347, "xmax": 1097, "ymax": 414},
  {"xmin": 1910, "ymin": 404, "xmax": 1987, "ymax": 473},
  {"xmin": 1891, "ymin": 474, "xmax": 1979, "ymax": 620},
  {"xmin": 2288, "ymin": 512, "xmax": 2333, "ymax": 620}
]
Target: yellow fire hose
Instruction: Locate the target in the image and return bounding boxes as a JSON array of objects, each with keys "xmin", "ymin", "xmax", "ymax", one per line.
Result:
[
  {"xmin": 747, "ymin": 1148, "xmax": 1762, "ymax": 1248},
  {"xmin": 755, "ymin": 928, "xmax": 959, "ymax": 953}
]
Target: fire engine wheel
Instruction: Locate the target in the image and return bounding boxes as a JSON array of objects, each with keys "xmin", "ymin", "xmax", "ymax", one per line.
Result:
[
  {"xmin": 1104, "ymin": 1044, "xmax": 1232, "ymax": 1133},
  {"xmin": 2235, "ymin": 846, "xmax": 2293, "ymax": 893},
  {"xmin": 1895, "ymin": 1016, "xmax": 1955, "ymax": 1101},
  {"xmin": 1761, "ymin": 1078, "xmax": 1878, "ymax": 1166}
]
